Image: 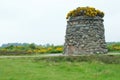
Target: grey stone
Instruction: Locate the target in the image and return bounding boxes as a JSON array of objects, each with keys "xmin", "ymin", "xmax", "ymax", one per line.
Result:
[{"xmin": 64, "ymin": 16, "xmax": 108, "ymax": 55}]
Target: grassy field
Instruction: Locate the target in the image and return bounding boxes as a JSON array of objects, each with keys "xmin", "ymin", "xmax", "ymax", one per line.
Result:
[{"xmin": 0, "ymin": 55, "xmax": 120, "ymax": 80}]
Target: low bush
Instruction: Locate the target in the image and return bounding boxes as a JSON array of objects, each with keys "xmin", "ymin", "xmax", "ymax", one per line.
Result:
[
  {"xmin": 0, "ymin": 45, "xmax": 63, "ymax": 55},
  {"xmin": 107, "ymin": 42, "xmax": 120, "ymax": 52},
  {"xmin": 34, "ymin": 55, "xmax": 120, "ymax": 64}
]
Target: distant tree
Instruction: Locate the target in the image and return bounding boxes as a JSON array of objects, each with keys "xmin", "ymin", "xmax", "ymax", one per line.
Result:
[
  {"xmin": 5, "ymin": 45, "xmax": 14, "ymax": 49},
  {"xmin": 29, "ymin": 43, "xmax": 36, "ymax": 49}
]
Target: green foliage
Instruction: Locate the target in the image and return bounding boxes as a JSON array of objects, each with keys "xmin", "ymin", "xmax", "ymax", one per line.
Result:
[
  {"xmin": 0, "ymin": 42, "xmax": 120, "ymax": 55},
  {"xmin": 29, "ymin": 43, "xmax": 36, "ymax": 49},
  {"xmin": 0, "ymin": 44, "xmax": 63, "ymax": 55},
  {"xmin": 107, "ymin": 42, "xmax": 120, "ymax": 52}
]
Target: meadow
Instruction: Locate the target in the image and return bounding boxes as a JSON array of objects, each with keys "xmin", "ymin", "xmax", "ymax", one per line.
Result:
[
  {"xmin": 0, "ymin": 42, "xmax": 120, "ymax": 80},
  {"xmin": 0, "ymin": 55, "xmax": 120, "ymax": 80}
]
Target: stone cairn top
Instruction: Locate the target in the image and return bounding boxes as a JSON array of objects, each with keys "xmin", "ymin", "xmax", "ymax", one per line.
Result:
[
  {"xmin": 66, "ymin": 6, "xmax": 104, "ymax": 19},
  {"xmin": 68, "ymin": 16, "xmax": 103, "ymax": 21},
  {"xmin": 64, "ymin": 7, "xmax": 108, "ymax": 55}
]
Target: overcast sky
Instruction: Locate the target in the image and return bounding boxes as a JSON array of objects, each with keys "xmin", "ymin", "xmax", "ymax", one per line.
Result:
[{"xmin": 0, "ymin": 0, "xmax": 120, "ymax": 45}]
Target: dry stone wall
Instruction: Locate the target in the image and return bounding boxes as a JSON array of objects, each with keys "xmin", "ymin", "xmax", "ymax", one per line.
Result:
[{"xmin": 64, "ymin": 16, "xmax": 108, "ymax": 55}]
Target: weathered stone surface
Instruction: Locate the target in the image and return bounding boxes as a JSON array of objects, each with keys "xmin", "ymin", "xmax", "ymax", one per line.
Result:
[{"xmin": 64, "ymin": 16, "xmax": 108, "ymax": 55}]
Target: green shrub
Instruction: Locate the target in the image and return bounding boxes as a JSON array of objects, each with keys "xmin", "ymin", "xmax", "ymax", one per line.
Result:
[{"xmin": 107, "ymin": 42, "xmax": 120, "ymax": 52}]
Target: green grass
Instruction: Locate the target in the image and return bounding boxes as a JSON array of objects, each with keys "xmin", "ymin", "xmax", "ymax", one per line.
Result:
[{"xmin": 0, "ymin": 56, "xmax": 120, "ymax": 80}]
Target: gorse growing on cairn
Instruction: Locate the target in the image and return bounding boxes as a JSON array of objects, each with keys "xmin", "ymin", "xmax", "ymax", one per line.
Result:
[{"xmin": 66, "ymin": 6, "xmax": 104, "ymax": 19}]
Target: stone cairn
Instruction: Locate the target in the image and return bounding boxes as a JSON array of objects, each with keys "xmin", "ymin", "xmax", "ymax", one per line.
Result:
[{"xmin": 64, "ymin": 7, "xmax": 108, "ymax": 55}]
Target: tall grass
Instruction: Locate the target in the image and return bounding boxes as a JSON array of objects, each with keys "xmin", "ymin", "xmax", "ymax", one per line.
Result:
[{"xmin": 0, "ymin": 55, "xmax": 120, "ymax": 80}]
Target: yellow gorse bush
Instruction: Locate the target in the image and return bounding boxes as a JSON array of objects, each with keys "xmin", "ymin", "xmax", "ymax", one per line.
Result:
[
  {"xmin": 55, "ymin": 47, "xmax": 63, "ymax": 52},
  {"xmin": 66, "ymin": 6, "xmax": 104, "ymax": 19},
  {"xmin": 112, "ymin": 45, "xmax": 120, "ymax": 50}
]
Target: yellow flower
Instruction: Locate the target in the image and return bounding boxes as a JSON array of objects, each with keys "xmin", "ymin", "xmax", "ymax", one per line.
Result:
[
  {"xmin": 56, "ymin": 47, "xmax": 63, "ymax": 52},
  {"xmin": 66, "ymin": 6, "xmax": 104, "ymax": 19}
]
